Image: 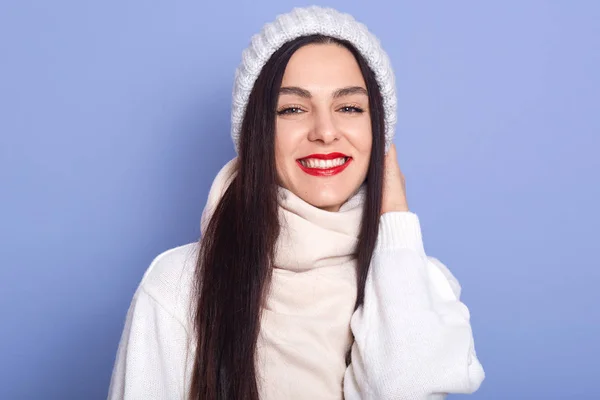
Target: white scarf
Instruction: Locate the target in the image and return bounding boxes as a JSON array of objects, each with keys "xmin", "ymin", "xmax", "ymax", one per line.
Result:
[{"xmin": 201, "ymin": 158, "xmax": 365, "ymax": 399}]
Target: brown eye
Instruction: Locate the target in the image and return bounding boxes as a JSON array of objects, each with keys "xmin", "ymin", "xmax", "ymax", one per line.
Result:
[
  {"xmin": 339, "ymin": 106, "xmax": 364, "ymax": 113},
  {"xmin": 277, "ymin": 107, "xmax": 305, "ymax": 115}
]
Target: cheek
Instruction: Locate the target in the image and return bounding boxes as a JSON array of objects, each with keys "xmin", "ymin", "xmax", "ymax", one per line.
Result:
[
  {"xmin": 275, "ymin": 119, "xmax": 309, "ymax": 155},
  {"xmin": 360, "ymin": 131, "xmax": 373, "ymax": 154},
  {"xmin": 344, "ymin": 118, "xmax": 373, "ymax": 154},
  {"xmin": 274, "ymin": 122, "xmax": 302, "ymax": 181},
  {"xmin": 275, "ymin": 128, "xmax": 292, "ymax": 164}
]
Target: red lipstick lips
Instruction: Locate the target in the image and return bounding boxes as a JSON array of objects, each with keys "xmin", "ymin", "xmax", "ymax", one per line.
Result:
[{"xmin": 296, "ymin": 152, "xmax": 352, "ymax": 177}]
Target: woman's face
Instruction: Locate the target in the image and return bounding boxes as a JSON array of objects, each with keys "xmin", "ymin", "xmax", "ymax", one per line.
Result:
[{"xmin": 275, "ymin": 43, "xmax": 372, "ymax": 212}]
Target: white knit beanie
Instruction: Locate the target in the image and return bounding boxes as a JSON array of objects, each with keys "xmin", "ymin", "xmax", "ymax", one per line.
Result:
[{"xmin": 231, "ymin": 6, "xmax": 397, "ymax": 153}]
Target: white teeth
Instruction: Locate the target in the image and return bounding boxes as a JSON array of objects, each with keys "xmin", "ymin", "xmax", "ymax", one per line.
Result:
[{"xmin": 299, "ymin": 157, "xmax": 348, "ymax": 169}]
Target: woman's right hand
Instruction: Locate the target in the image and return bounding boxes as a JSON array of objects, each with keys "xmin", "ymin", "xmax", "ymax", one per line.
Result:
[{"xmin": 381, "ymin": 143, "xmax": 409, "ymax": 215}]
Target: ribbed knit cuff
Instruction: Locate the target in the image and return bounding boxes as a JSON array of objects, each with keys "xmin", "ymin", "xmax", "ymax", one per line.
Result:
[{"xmin": 376, "ymin": 211, "xmax": 426, "ymax": 255}]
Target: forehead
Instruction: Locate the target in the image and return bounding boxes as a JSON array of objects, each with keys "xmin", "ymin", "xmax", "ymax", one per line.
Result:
[{"xmin": 280, "ymin": 43, "xmax": 366, "ymax": 89}]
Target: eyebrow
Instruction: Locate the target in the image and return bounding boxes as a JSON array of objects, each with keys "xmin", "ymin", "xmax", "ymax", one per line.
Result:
[{"xmin": 279, "ymin": 86, "xmax": 368, "ymax": 99}]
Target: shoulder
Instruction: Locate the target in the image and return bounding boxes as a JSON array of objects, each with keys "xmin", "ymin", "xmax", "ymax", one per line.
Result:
[{"xmin": 137, "ymin": 242, "xmax": 200, "ymax": 328}]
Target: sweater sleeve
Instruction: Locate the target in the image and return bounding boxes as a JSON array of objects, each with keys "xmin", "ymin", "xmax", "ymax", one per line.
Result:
[
  {"xmin": 107, "ymin": 285, "xmax": 193, "ymax": 400},
  {"xmin": 343, "ymin": 212, "xmax": 485, "ymax": 400}
]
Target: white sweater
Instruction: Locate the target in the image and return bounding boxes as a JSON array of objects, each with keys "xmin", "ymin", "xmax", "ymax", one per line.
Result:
[{"xmin": 108, "ymin": 161, "xmax": 484, "ymax": 399}]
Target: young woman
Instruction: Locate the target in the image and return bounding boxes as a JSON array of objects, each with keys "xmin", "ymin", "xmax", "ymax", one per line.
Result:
[{"xmin": 109, "ymin": 6, "xmax": 485, "ymax": 400}]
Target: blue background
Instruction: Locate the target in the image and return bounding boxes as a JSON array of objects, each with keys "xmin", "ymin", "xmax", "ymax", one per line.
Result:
[{"xmin": 1, "ymin": 1, "xmax": 598, "ymax": 399}]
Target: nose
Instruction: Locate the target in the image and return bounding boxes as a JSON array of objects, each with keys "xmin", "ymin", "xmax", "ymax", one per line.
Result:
[{"xmin": 307, "ymin": 109, "xmax": 340, "ymax": 145}]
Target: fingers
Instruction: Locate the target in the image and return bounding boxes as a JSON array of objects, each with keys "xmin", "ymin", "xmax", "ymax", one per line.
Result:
[
  {"xmin": 385, "ymin": 143, "xmax": 400, "ymax": 174},
  {"xmin": 381, "ymin": 142, "xmax": 409, "ymax": 213},
  {"xmin": 384, "ymin": 143, "xmax": 405, "ymax": 191},
  {"xmin": 386, "ymin": 143, "xmax": 397, "ymax": 161}
]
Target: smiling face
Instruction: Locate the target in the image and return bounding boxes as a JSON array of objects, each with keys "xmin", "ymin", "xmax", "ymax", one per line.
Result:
[{"xmin": 275, "ymin": 43, "xmax": 372, "ymax": 212}]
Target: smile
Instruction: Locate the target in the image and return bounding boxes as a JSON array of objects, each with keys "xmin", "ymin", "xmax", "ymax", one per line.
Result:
[{"xmin": 296, "ymin": 152, "xmax": 352, "ymax": 177}]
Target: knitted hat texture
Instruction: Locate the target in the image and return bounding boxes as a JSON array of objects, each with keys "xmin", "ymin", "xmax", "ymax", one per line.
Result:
[{"xmin": 231, "ymin": 6, "xmax": 397, "ymax": 153}]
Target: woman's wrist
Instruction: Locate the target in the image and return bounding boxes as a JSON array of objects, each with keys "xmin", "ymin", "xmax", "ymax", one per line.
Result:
[{"xmin": 377, "ymin": 211, "xmax": 426, "ymax": 255}]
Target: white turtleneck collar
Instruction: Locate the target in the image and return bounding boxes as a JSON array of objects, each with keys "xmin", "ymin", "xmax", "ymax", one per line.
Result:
[{"xmin": 200, "ymin": 158, "xmax": 364, "ymax": 398}]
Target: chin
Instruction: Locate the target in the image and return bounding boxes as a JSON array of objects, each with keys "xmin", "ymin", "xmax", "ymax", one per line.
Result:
[{"xmin": 303, "ymin": 188, "xmax": 351, "ymax": 212}]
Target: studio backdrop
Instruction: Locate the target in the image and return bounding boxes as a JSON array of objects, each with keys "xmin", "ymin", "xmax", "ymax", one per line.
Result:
[{"xmin": 1, "ymin": 1, "xmax": 598, "ymax": 399}]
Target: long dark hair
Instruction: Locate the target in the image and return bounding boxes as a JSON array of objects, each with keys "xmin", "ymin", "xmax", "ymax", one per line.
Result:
[{"xmin": 190, "ymin": 34, "xmax": 386, "ymax": 400}]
